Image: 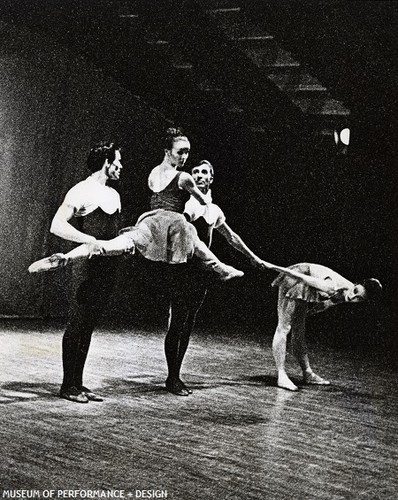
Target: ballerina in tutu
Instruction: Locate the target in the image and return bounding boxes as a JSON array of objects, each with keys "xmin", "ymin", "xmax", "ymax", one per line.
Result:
[
  {"xmin": 261, "ymin": 261, "xmax": 382, "ymax": 391},
  {"xmin": 29, "ymin": 128, "xmax": 243, "ymax": 281}
]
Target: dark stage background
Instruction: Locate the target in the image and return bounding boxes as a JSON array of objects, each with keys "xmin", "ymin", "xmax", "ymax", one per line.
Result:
[{"xmin": 0, "ymin": 1, "xmax": 396, "ymax": 359}]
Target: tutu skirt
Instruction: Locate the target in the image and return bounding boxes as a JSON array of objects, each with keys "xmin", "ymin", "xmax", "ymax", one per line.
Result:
[
  {"xmin": 120, "ymin": 209, "xmax": 197, "ymax": 264},
  {"xmin": 272, "ymin": 263, "xmax": 329, "ymax": 303}
]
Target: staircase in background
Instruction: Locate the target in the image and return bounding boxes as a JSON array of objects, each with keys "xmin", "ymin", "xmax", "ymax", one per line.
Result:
[
  {"xmin": 202, "ymin": 0, "xmax": 350, "ymax": 139},
  {"xmin": 0, "ymin": 0, "xmax": 352, "ymax": 142}
]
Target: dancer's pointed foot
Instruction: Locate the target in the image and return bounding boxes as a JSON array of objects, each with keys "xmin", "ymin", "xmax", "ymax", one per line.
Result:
[
  {"xmin": 165, "ymin": 378, "xmax": 191, "ymax": 396},
  {"xmin": 29, "ymin": 253, "xmax": 67, "ymax": 273},
  {"xmin": 277, "ymin": 373, "xmax": 299, "ymax": 392},
  {"xmin": 213, "ymin": 263, "xmax": 244, "ymax": 281},
  {"xmin": 304, "ymin": 372, "xmax": 330, "ymax": 385}
]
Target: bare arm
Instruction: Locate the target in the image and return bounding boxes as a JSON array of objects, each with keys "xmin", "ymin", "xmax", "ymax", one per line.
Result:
[
  {"xmin": 179, "ymin": 172, "xmax": 209, "ymax": 206},
  {"xmin": 50, "ymin": 203, "xmax": 97, "ymax": 244},
  {"xmin": 260, "ymin": 260, "xmax": 350, "ymax": 295},
  {"xmin": 216, "ymin": 222, "xmax": 263, "ymax": 267}
]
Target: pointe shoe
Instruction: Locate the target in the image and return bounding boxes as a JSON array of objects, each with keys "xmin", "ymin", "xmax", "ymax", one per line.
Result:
[
  {"xmin": 60, "ymin": 386, "xmax": 89, "ymax": 403},
  {"xmin": 165, "ymin": 378, "xmax": 191, "ymax": 396},
  {"xmin": 29, "ymin": 253, "xmax": 67, "ymax": 273},
  {"xmin": 212, "ymin": 263, "xmax": 244, "ymax": 281},
  {"xmin": 79, "ymin": 386, "xmax": 104, "ymax": 402},
  {"xmin": 304, "ymin": 372, "xmax": 330, "ymax": 385}
]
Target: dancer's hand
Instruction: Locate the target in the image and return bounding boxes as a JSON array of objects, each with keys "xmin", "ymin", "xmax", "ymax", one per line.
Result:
[{"xmin": 87, "ymin": 240, "xmax": 105, "ymax": 258}]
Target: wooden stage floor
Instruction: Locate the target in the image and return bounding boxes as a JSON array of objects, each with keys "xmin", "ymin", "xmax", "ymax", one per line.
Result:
[{"xmin": 0, "ymin": 320, "xmax": 397, "ymax": 499}]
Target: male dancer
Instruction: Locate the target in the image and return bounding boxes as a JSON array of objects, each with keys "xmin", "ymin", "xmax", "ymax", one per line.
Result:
[
  {"xmin": 165, "ymin": 162, "xmax": 382, "ymax": 395},
  {"xmin": 271, "ymin": 263, "xmax": 382, "ymax": 391},
  {"xmin": 50, "ymin": 141, "xmax": 123, "ymax": 403},
  {"xmin": 165, "ymin": 160, "xmax": 264, "ymax": 396}
]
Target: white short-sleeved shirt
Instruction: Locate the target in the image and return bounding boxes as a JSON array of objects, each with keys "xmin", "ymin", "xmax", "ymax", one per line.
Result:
[
  {"xmin": 184, "ymin": 191, "xmax": 225, "ymax": 228},
  {"xmin": 63, "ymin": 176, "xmax": 121, "ymax": 217},
  {"xmin": 184, "ymin": 191, "xmax": 226, "ymax": 247}
]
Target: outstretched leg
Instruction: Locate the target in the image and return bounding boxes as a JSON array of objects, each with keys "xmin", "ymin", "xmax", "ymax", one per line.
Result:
[
  {"xmin": 28, "ymin": 226, "xmax": 242, "ymax": 281},
  {"xmin": 28, "ymin": 232, "xmax": 139, "ymax": 273},
  {"xmin": 193, "ymin": 238, "xmax": 244, "ymax": 281}
]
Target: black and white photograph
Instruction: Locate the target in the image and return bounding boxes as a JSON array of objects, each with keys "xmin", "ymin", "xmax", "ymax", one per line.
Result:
[{"xmin": 0, "ymin": 1, "xmax": 397, "ymax": 498}]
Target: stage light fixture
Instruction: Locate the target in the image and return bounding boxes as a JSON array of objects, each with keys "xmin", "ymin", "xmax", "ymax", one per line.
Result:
[{"xmin": 334, "ymin": 127, "xmax": 350, "ymax": 146}]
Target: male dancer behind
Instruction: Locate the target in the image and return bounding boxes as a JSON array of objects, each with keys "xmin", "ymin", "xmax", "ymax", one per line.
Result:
[
  {"xmin": 165, "ymin": 160, "xmax": 265, "ymax": 396},
  {"xmin": 270, "ymin": 263, "xmax": 382, "ymax": 391},
  {"xmin": 50, "ymin": 142, "xmax": 123, "ymax": 403}
]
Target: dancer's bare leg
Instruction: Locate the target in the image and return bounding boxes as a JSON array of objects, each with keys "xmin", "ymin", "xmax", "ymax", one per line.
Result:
[
  {"xmin": 272, "ymin": 289, "xmax": 301, "ymax": 391},
  {"xmin": 290, "ymin": 302, "xmax": 330, "ymax": 385},
  {"xmin": 29, "ymin": 224, "xmax": 243, "ymax": 280},
  {"xmin": 194, "ymin": 238, "xmax": 244, "ymax": 281},
  {"xmin": 294, "ymin": 336, "xmax": 331, "ymax": 385},
  {"xmin": 28, "ymin": 232, "xmax": 141, "ymax": 273}
]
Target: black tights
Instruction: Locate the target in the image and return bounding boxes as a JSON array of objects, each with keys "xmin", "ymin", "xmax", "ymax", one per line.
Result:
[
  {"xmin": 165, "ymin": 289, "xmax": 207, "ymax": 381},
  {"xmin": 61, "ymin": 259, "xmax": 116, "ymax": 391},
  {"xmin": 62, "ymin": 307, "xmax": 99, "ymax": 390}
]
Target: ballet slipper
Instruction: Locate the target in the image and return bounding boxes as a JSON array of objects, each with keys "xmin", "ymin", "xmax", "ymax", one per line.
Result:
[
  {"xmin": 29, "ymin": 253, "xmax": 67, "ymax": 273},
  {"xmin": 304, "ymin": 372, "xmax": 330, "ymax": 385},
  {"xmin": 79, "ymin": 386, "xmax": 104, "ymax": 402},
  {"xmin": 60, "ymin": 386, "xmax": 88, "ymax": 403},
  {"xmin": 277, "ymin": 373, "xmax": 299, "ymax": 391},
  {"xmin": 165, "ymin": 378, "xmax": 191, "ymax": 396}
]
